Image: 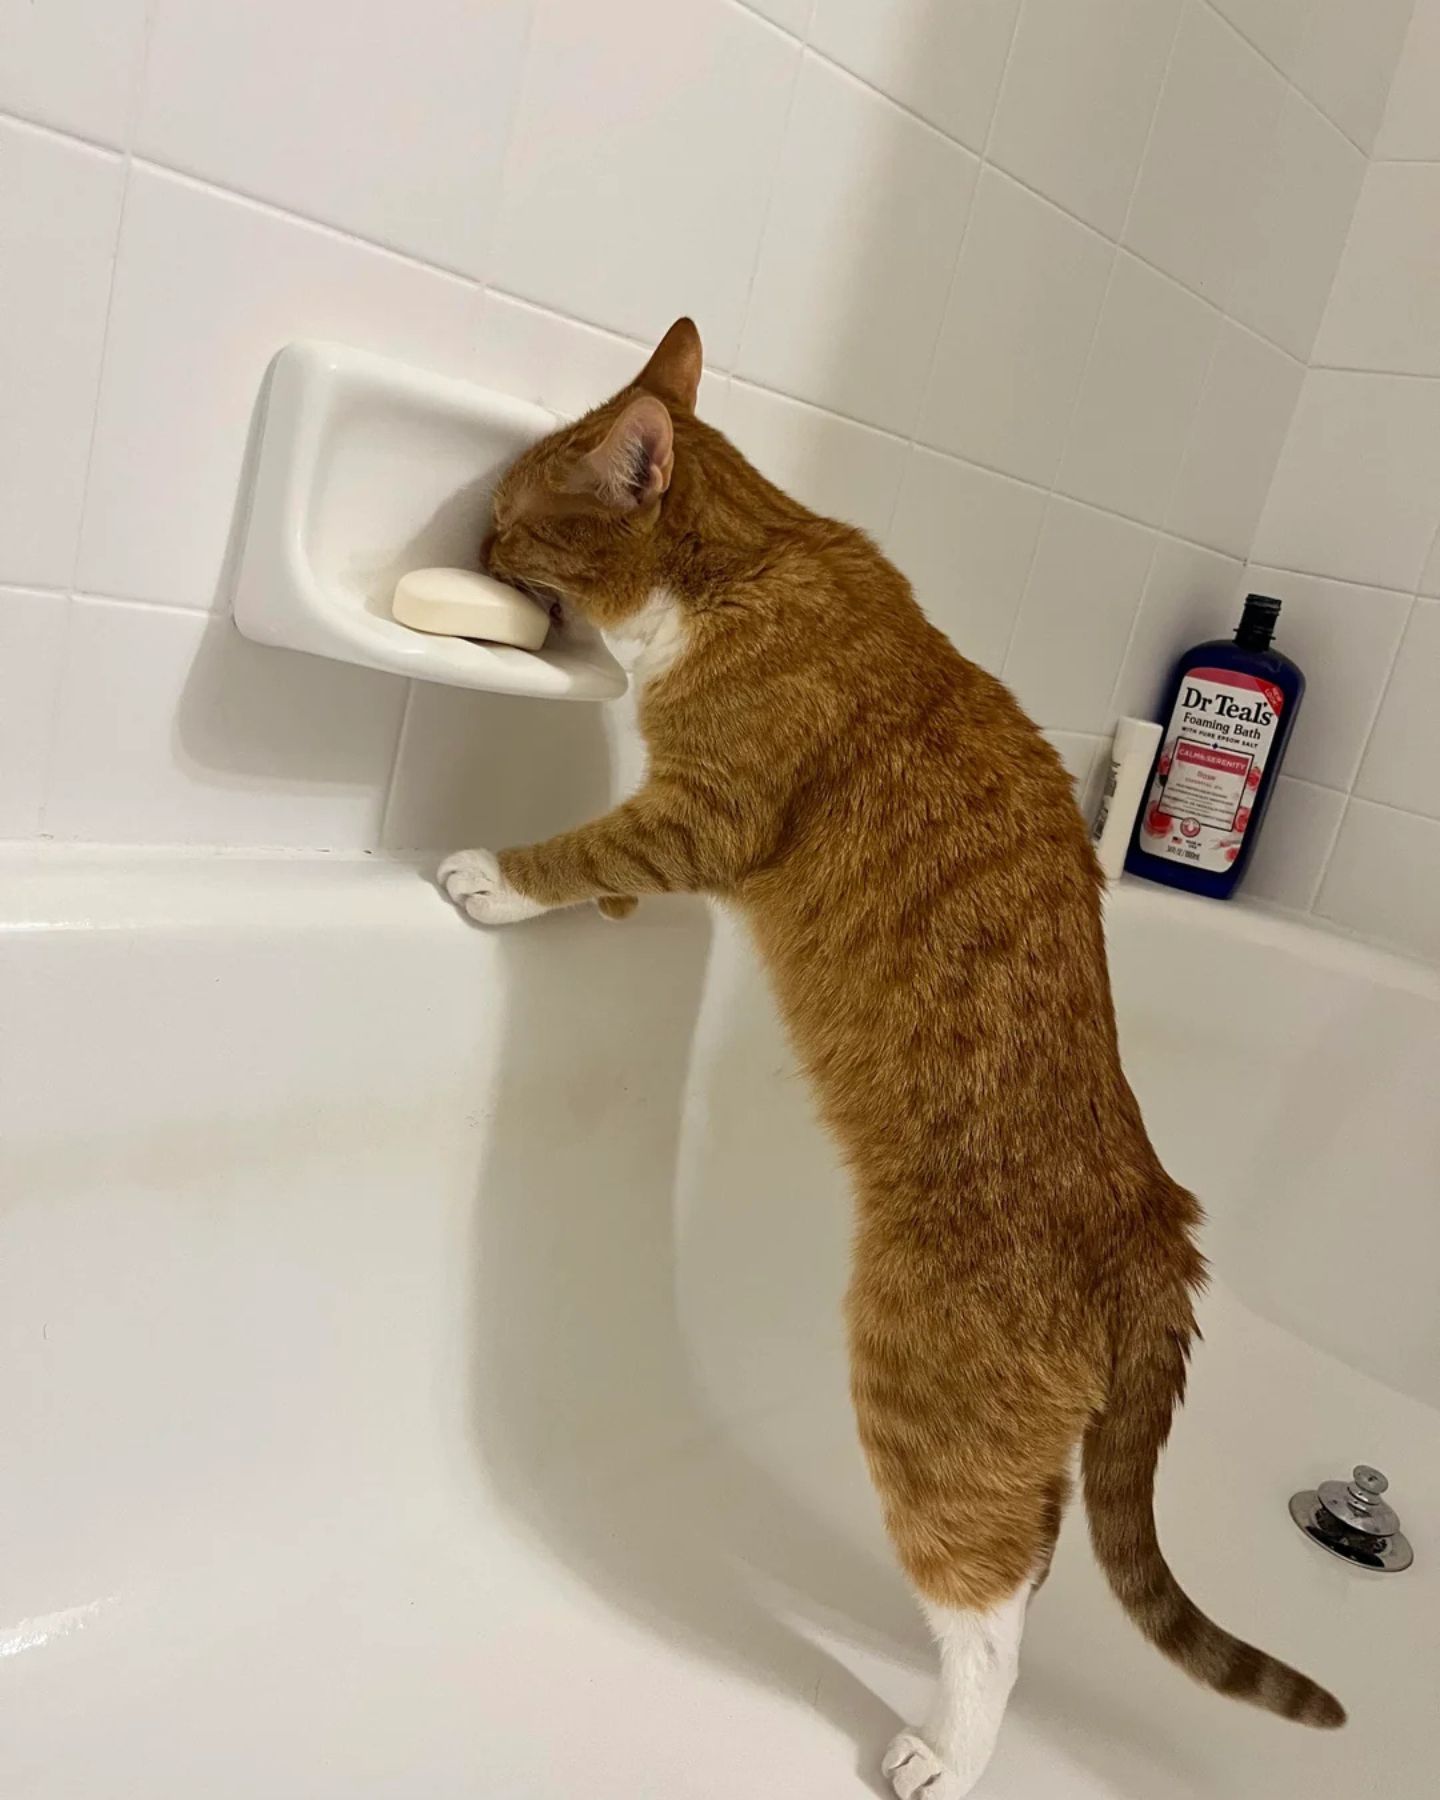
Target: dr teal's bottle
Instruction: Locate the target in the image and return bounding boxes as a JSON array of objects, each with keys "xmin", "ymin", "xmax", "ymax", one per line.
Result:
[{"xmin": 1125, "ymin": 594, "xmax": 1304, "ymax": 900}]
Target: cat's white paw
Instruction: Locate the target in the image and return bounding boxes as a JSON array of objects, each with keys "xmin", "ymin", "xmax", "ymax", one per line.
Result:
[
  {"xmin": 438, "ymin": 849, "xmax": 548, "ymax": 926},
  {"xmin": 883, "ymin": 1732, "xmax": 968, "ymax": 1800}
]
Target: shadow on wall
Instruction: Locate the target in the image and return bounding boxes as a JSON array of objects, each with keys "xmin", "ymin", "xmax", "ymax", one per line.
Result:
[
  {"xmin": 464, "ymin": 901, "xmax": 907, "ymax": 1786},
  {"xmin": 179, "ymin": 354, "xmax": 620, "ymax": 840}
]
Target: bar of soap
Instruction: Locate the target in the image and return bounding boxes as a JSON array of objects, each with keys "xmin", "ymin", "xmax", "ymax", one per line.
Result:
[{"xmin": 392, "ymin": 567, "xmax": 550, "ymax": 651}]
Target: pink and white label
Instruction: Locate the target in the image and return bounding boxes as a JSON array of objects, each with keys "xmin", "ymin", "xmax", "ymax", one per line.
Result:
[{"xmin": 1137, "ymin": 668, "xmax": 1283, "ymax": 872}]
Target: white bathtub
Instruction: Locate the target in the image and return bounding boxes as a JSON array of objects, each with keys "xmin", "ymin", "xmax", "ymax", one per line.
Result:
[{"xmin": 2, "ymin": 850, "xmax": 1436, "ymax": 1799}]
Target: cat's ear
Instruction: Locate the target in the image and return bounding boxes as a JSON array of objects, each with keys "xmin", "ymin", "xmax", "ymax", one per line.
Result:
[
  {"xmin": 578, "ymin": 394, "xmax": 674, "ymax": 510},
  {"xmin": 635, "ymin": 317, "xmax": 703, "ymax": 412}
]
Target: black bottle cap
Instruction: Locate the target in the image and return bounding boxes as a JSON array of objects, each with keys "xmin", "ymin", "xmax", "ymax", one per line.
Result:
[{"xmin": 1235, "ymin": 593, "xmax": 1281, "ymax": 650}]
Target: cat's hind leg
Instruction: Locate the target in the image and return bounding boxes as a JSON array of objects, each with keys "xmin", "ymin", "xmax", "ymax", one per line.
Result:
[
  {"xmin": 883, "ymin": 1586, "xmax": 1029, "ymax": 1799},
  {"xmin": 878, "ymin": 1454, "xmax": 1079, "ymax": 1799},
  {"xmin": 866, "ymin": 1423, "xmax": 1080, "ymax": 1797}
]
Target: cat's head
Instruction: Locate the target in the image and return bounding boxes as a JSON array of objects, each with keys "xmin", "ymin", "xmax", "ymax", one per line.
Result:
[{"xmin": 485, "ymin": 318, "xmax": 704, "ymax": 630}]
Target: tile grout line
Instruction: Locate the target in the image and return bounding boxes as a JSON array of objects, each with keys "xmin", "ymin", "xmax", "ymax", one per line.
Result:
[
  {"xmin": 729, "ymin": 17, "xmax": 813, "ymax": 387},
  {"xmin": 1039, "ymin": 0, "xmax": 1189, "ymax": 507},
  {"xmin": 377, "ymin": 681, "xmax": 418, "ymax": 852},
  {"xmin": 1342, "ymin": 588, "xmax": 1419, "ymax": 801},
  {"xmin": 1248, "ymin": 556, "xmax": 1424, "ymax": 600},
  {"xmin": 731, "ymin": 0, "xmax": 1372, "ymax": 173},
  {"xmin": 877, "ymin": 0, "xmax": 1031, "ymax": 544},
  {"xmin": 0, "ymin": 580, "xmax": 72, "ymax": 601},
  {"xmin": 63, "ymin": 0, "xmax": 155, "ymax": 601},
  {"xmin": 475, "ymin": 0, "xmax": 549, "ymax": 322},
  {"xmin": 0, "ymin": 104, "xmax": 125, "ymax": 159},
  {"xmin": 976, "ymin": 158, "xmax": 1304, "ymax": 370},
  {"xmin": 1307, "ymin": 584, "xmax": 1421, "ymax": 910},
  {"xmin": 480, "ymin": 276, "xmax": 1291, "ymax": 569},
  {"xmin": 1330, "ymin": 790, "xmax": 1440, "ymax": 825},
  {"xmin": 37, "ymin": 0, "xmax": 158, "ymax": 837},
  {"xmin": 740, "ymin": 8, "xmax": 994, "ymax": 157},
  {"xmin": 33, "ymin": 591, "xmax": 78, "ymax": 841},
  {"xmin": 1196, "ymin": 0, "xmax": 1370, "ymax": 159},
  {"xmin": 1308, "ymin": 788, "xmax": 1353, "ymax": 920},
  {"xmin": 68, "ymin": 589, "xmax": 227, "ymax": 618},
  {"xmin": 1309, "ymin": 363, "xmax": 1440, "ymax": 383},
  {"xmin": 1299, "ymin": 780, "xmax": 1354, "ymax": 913},
  {"xmin": 1004, "ymin": 0, "xmax": 1191, "ymax": 691},
  {"xmin": 1297, "ymin": 113, "xmax": 1378, "ymax": 378},
  {"xmin": 0, "ymin": 36, "xmax": 1321, "ymax": 381},
  {"xmin": 6, "ymin": 4, "xmax": 1391, "ymax": 839},
  {"xmin": 1155, "ymin": 308, "xmax": 1228, "ymax": 539}
]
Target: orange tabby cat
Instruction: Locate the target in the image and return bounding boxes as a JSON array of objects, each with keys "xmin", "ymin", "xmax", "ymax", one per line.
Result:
[{"xmin": 440, "ymin": 320, "xmax": 1344, "ymax": 1795}]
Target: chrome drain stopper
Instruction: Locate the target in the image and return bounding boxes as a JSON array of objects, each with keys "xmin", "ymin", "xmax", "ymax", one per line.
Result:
[{"xmin": 1290, "ymin": 1464, "xmax": 1413, "ymax": 1573}]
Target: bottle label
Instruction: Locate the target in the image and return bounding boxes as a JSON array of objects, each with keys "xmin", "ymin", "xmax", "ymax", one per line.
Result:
[
  {"xmin": 1090, "ymin": 757, "xmax": 1120, "ymax": 843},
  {"xmin": 1137, "ymin": 668, "xmax": 1284, "ymax": 872}
]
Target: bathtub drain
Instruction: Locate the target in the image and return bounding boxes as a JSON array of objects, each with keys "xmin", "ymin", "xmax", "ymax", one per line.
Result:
[{"xmin": 1290, "ymin": 1464, "xmax": 1413, "ymax": 1572}]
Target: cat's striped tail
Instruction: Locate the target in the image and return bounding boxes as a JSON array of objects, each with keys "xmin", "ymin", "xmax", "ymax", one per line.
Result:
[{"xmin": 1081, "ymin": 1267, "xmax": 1346, "ymax": 1729}]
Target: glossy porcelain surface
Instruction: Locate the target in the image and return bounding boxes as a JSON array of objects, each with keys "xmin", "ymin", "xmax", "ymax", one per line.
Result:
[
  {"xmin": 231, "ymin": 341, "xmax": 626, "ymax": 701},
  {"xmin": 2, "ymin": 853, "xmax": 1436, "ymax": 1797}
]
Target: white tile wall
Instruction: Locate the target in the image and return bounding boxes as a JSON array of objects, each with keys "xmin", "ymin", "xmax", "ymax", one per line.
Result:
[
  {"xmin": 1059, "ymin": 253, "xmax": 1219, "ymax": 525},
  {"xmin": 1317, "ymin": 800, "xmax": 1440, "ymax": 961},
  {"xmin": 1002, "ymin": 498, "xmax": 1157, "ymax": 733},
  {"xmin": 76, "ymin": 167, "xmax": 482, "ymax": 611},
  {"xmin": 138, "ymin": 0, "xmax": 531, "ymax": 276},
  {"xmin": 0, "ymin": 0, "xmax": 148, "ymax": 146},
  {"xmin": 738, "ymin": 54, "xmax": 978, "ymax": 431},
  {"xmin": 46, "ymin": 598, "xmax": 406, "ymax": 847},
  {"xmin": 1167, "ymin": 322, "xmax": 1304, "ymax": 555},
  {"xmin": 1209, "ymin": 0, "xmax": 1314, "ymax": 76},
  {"xmin": 919, "ymin": 169, "xmax": 1113, "ymax": 484},
  {"xmin": 1375, "ymin": 0, "xmax": 1440, "ymax": 160},
  {"xmin": 0, "ymin": 118, "xmax": 123, "ymax": 589},
  {"xmin": 723, "ymin": 382, "xmax": 908, "ymax": 537},
  {"xmin": 1423, "ymin": 529, "xmax": 1440, "ymax": 599},
  {"xmin": 1109, "ymin": 535, "xmax": 1244, "ymax": 718},
  {"xmin": 0, "ymin": 0, "xmax": 1425, "ymax": 960},
  {"xmin": 1241, "ymin": 776, "xmax": 1346, "ymax": 911},
  {"xmin": 382, "ymin": 686, "xmax": 618, "ymax": 855},
  {"xmin": 1227, "ymin": 88, "xmax": 1365, "ymax": 360},
  {"xmin": 472, "ymin": 290, "xmax": 732, "ymax": 425},
  {"xmin": 1243, "ymin": 8, "xmax": 1440, "ymax": 963},
  {"xmin": 1314, "ymin": 162, "xmax": 1440, "ymax": 374},
  {"xmin": 1242, "ymin": 566, "xmax": 1413, "ymax": 790},
  {"xmin": 494, "ymin": 0, "xmax": 798, "ymax": 367},
  {"xmin": 1045, "ymin": 730, "xmax": 1106, "ymax": 788},
  {"xmin": 1126, "ymin": 2, "xmax": 1285, "ymax": 306},
  {"xmin": 744, "ymin": 0, "xmax": 816, "ymax": 33},
  {"xmin": 1355, "ymin": 599, "xmax": 1440, "ymax": 819},
  {"xmin": 989, "ymin": 0, "xmax": 1182, "ymax": 238},
  {"xmin": 0, "ymin": 588, "xmax": 68, "ymax": 837},
  {"xmin": 808, "ymin": 0, "xmax": 1021, "ymax": 150},
  {"xmin": 884, "ymin": 447, "xmax": 1047, "ymax": 670},
  {"xmin": 1253, "ymin": 372, "xmax": 1440, "ymax": 591},
  {"xmin": 1292, "ymin": 0, "xmax": 1417, "ymax": 152}
]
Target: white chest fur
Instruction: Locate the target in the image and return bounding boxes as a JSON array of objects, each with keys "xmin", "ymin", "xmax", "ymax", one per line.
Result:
[{"xmin": 601, "ymin": 588, "xmax": 688, "ymax": 687}]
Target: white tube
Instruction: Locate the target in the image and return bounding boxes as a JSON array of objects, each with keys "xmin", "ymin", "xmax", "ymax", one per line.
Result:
[{"xmin": 1091, "ymin": 717, "xmax": 1162, "ymax": 882}]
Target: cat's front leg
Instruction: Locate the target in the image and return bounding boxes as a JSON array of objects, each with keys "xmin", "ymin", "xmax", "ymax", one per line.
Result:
[
  {"xmin": 437, "ymin": 846, "xmax": 635, "ymax": 926},
  {"xmin": 438, "ymin": 849, "xmax": 552, "ymax": 925},
  {"xmin": 441, "ymin": 780, "xmax": 758, "ymax": 927}
]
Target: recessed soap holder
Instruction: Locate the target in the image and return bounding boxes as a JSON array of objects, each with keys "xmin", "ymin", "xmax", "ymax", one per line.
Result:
[{"xmin": 232, "ymin": 340, "xmax": 626, "ymax": 701}]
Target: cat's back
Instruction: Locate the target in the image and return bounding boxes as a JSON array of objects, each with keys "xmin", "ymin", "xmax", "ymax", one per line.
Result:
[
  {"xmin": 711, "ymin": 526, "xmax": 1126, "ymax": 1180},
  {"xmin": 736, "ymin": 524, "xmax": 1100, "ymax": 945}
]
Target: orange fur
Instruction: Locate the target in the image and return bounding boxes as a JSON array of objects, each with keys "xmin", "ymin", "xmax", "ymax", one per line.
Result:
[{"xmin": 465, "ymin": 319, "xmax": 1343, "ymax": 1731}]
